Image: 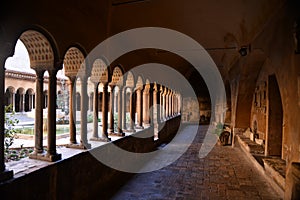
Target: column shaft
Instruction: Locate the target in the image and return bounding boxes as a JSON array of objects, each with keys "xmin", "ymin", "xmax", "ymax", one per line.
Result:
[
  {"xmin": 80, "ymin": 77, "xmax": 89, "ymax": 147},
  {"xmin": 34, "ymin": 70, "xmax": 44, "ymax": 153},
  {"xmin": 69, "ymin": 78, "xmax": 77, "ymax": 144},
  {"xmin": 47, "ymin": 70, "xmax": 58, "ymax": 156},
  {"xmin": 109, "ymin": 85, "xmax": 115, "ymax": 133},
  {"xmin": 102, "ymin": 83, "xmax": 109, "ymax": 139},
  {"xmin": 117, "ymin": 86, "xmax": 123, "ymax": 134},
  {"xmin": 93, "ymin": 83, "xmax": 99, "ymax": 138}
]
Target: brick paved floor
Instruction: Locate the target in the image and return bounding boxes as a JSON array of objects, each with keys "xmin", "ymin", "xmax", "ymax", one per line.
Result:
[{"xmin": 111, "ymin": 125, "xmax": 282, "ymax": 200}]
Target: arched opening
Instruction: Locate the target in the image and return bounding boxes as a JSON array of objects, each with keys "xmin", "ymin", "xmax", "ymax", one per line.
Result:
[
  {"xmin": 15, "ymin": 88, "xmax": 25, "ymax": 112},
  {"xmin": 265, "ymin": 74, "xmax": 283, "ymax": 157},
  {"xmin": 25, "ymin": 88, "xmax": 34, "ymax": 112}
]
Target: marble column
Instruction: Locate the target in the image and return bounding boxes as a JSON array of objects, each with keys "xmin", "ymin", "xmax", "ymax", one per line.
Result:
[
  {"xmin": 11, "ymin": 93, "xmax": 15, "ymax": 112},
  {"xmin": 121, "ymin": 87, "xmax": 127, "ymax": 131},
  {"xmin": 143, "ymin": 87, "xmax": 150, "ymax": 127},
  {"xmin": 153, "ymin": 84, "xmax": 158, "ymax": 139},
  {"xmin": 128, "ymin": 89, "xmax": 135, "ymax": 132},
  {"xmin": 46, "ymin": 69, "xmax": 61, "ymax": 161},
  {"xmin": 101, "ymin": 83, "xmax": 109, "ymax": 140},
  {"xmin": 108, "ymin": 85, "xmax": 115, "ymax": 134},
  {"xmin": 33, "ymin": 70, "xmax": 45, "ymax": 154},
  {"xmin": 68, "ymin": 77, "xmax": 77, "ymax": 144},
  {"xmin": 136, "ymin": 88, "xmax": 143, "ymax": 129},
  {"xmin": 92, "ymin": 82, "xmax": 99, "ymax": 139},
  {"xmin": 117, "ymin": 86, "xmax": 124, "ymax": 135},
  {"xmin": 80, "ymin": 77, "xmax": 91, "ymax": 148}
]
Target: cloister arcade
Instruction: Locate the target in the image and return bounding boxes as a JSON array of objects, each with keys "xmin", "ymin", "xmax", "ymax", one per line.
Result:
[{"xmin": 0, "ymin": 1, "xmax": 300, "ymax": 199}]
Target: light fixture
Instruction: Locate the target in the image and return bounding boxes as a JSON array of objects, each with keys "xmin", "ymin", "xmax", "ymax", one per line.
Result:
[{"xmin": 239, "ymin": 46, "xmax": 248, "ymax": 56}]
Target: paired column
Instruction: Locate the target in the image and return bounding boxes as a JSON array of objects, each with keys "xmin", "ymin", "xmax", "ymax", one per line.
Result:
[
  {"xmin": 32, "ymin": 70, "xmax": 45, "ymax": 154},
  {"xmin": 128, "ymin": 89, "xmax": 135, "ymax": 132},
  {"xmin": 143, "ymin": 86, "xmax": 150, "ymax": 127},
  {"xmin": 101, "ymin": 83, "xmax": 109, "ymax": 140},
  {"xmin": 80, "ymin": 77, "xmax": 91, "ymax": 148},
  {"xmin": 46, "ymin": 69, "xmax": 61, "ymax": 161},
  {"xmin": 136, "ymin": 87, "xmax": 143, "ymax": 129},
  {"xmin": 117, "ymin": 86, "xmax": 124, "ymax": 135},
  {"xmin": 92, "ymin": 82, "xmax": 99, "ymax": 139},
  {"xmin": 108, "ymin": 85, "xmax": 115, "ymax": 134},
  {"xmin": 69, "ymin": 77, "xmax": 77, "ymax": 144}
]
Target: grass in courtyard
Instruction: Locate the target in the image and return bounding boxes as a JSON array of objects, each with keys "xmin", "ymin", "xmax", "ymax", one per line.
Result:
[{"xmin": 17, "ymin": 125, "xmax": 70, "ymax": 135}]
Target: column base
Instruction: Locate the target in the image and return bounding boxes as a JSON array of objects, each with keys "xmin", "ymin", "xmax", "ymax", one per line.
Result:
[
  {"xmin": 143, "ymin": 123, "xmax": 151, "ymax": 128},
  {"xmin": 109, "ymin": 132, "xmax": 125, "ymax": 136},
  {"xmin": 0, "ymin": 170, "xmax": 13, "ymax": 182},
  {"xmin": 29, "ymin": 151, "xmax": 61, "ymax": 162},
  {"xmin": 90, "ymin": 137, "xmax": 111, "ymax": 142},
  {"xmin": 66, "ymin": 143, "xmax": 87, "ymax": 149},
  {"xmin": 135, "ymin": 125, "xmax": 144, "ymax": 129},
  {"xmin": 125, "ymin": 129, "xmax": 136, "ymax": 133}
]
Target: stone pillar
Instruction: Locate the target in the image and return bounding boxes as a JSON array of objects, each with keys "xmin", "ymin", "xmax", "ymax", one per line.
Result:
[
  {"xmin": 46, "ymin": 69, "xmax": 61, "ymax": 161},
  {"xmin": 136, "ymin": 88, "xmax": 143, "ymax": 129},
  {"xmin": 11, "ymin": 93, "xmax": 15, "ymax": 112},
  {"xmin": 0, "ymin": 55, "xmax": 13, "ymax": 181},
  {"xmin": 117, "ymin": 86, "xmax": 124, "ymax": 135},
  {"xmin": 33, "ymin": 70, "xmax": 45, "ymax": 154},
  {"xmin": 80, "ymin": 77, "xmax": 91, "ymax": 148},
  {"xmin": 92, "ymin": 82, "xmax": 99, "ymax": 139},
  {"xmin": 153, "ymin": 83, "xmax": 158, "ymax": 139},
  {"xmin": 161, "ymin": 87, "xmax": 166, "ymax": 121},
  {"xmin": 122, "ymin": 87, "xmax": 126, "ymax": 131},
  {"xmin": 165, "ymin": 89, "xmax": 169, "ymax": 119},
  {"xmin": 69, "ymin": 77, "xmax": 77, "ymax": 144},
  {"xmin": 108, "ymin": 85, "xmax": 115, "ymax": 134},
  {"xmin": 128, "ymin": 89, "xmax": 135, "ymax": 132},
  {"xmin": 101, "ymin": 83, "xmax": 109, "ymax": 140},
  {"xmin": 143, "ymin": 87, "xmax": 150, "ymax": 127}
]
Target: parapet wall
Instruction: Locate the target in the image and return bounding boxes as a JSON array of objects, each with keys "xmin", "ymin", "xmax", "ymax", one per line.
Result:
[{"xmin": 0, "ymin": 115, "xmax": 181, "ymax": 199}]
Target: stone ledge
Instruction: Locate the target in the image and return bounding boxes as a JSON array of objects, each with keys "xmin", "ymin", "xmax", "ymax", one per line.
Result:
[
  {"xmin": 263, "ymin": 158, "xmax": 286, "ymax": 190},
  {"xmin": 236, "ymin": 133, "xmax": 284, "ymax": 198}
]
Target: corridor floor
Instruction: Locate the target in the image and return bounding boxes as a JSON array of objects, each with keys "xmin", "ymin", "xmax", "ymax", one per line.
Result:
[{"xmin": 111, "ymin": 125, "xmax": 282, "ymax": 200}]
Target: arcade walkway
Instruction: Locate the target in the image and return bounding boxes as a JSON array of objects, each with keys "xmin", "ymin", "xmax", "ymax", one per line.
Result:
[{"xmin": 111, "ymin": 125, "xmax": 281, "ymax": 200}]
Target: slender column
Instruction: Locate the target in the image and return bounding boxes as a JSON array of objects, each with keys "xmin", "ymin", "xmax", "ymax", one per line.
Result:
[
  {"xmin": 165, "ymin": 90, "xmax": 169, "ymax": 119},
  {"xmin": 143, "ymin": 87, "xmax": 150, "ymax": 127},
  {"xmin": 11, "ymin": 93, "xmax": 15, "ymax": 112},
  {"xmin": 153, "ymin": 84, "xmax": 158, "ymax": 139},
  {"xmin": 33, "ymin": 70, "xmax": 45, "ymax": 153},
  {"xmin": 80, "ymin": 77, "xmax": 90, "ymax": 148},
  {"xmin": 169, "ymin": 91, "xmax": 172, "ymax": 117},
  {"xmin": 68, "ymin": 77, "xmax": 77, "ymax": 144},
  {"xmin": 128, "ymin": 89, "xmax": 135, "ymax": 132},
  {"xmin": 117, "ymin": 86, "xmax": 124, "ymax": 135},
  {"xmin": 122, "ymin": 87, "xmax": 126, "ymax": 130},
  {"xmin": 159, "ymin": 86, "xmax": 163, "ymax": 122},
  {"xmin": 136, "ymin": 88, "xmax": 143, "ymax": 129},
  {"xmin": 108, "ymin": 85, "xmax": 115, "ymax": 133},
  {"xmin": 101, "ymin": 83, "xmax": 109, "ymax": 140},
  {"xmin": 162, "ymin": 88, "xmax": 166, "ymax": 120},
  {"xmin": 0, "ymin": 55, "xmax": 13, "ymax": 181},
  {"xmin": 92, "ymin": 83, "xmax": 99, "ymax": 138},
  {"xmin": 46, "ymin": 70, "xmax": 61, "ymax": 161}
]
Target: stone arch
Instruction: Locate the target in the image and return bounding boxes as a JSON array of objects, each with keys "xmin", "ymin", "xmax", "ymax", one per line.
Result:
[
  {"xmin": 135, "ymin": 75, "xmax": 144, "ymax": 90},
  {"xmin": 125, "ymin": 71, "xmax": 135, "ymax": 88},
  {"xmin": 90, "ymin": 59, "xmax": 109, "ymax": 84},
  {"xmin": 19, "ymin": 29, "xmax": 56, "ymax": 70},
  {"xmin": 111, "ymin": 66, "xmax": 124, "ymax": 86},
  {"xmin": 15, "ymin": 87, "xmax": 25, "ymax": 112},
  {"xmin": 63, "ymin": 47, "xmax": 86, "ymax": 78},
  {"xmin": 25, "ymin": 88, "xmax": 35, "ymax": 112},
  {"xmin": 4, "ymin": 86, "xmax": 16, "ymax": 112}
]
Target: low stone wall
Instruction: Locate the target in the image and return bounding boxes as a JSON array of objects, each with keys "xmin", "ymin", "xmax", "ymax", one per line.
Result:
[{"xmin": 0, "ymin": 115, "xmax": 181, "ymax": 199}]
